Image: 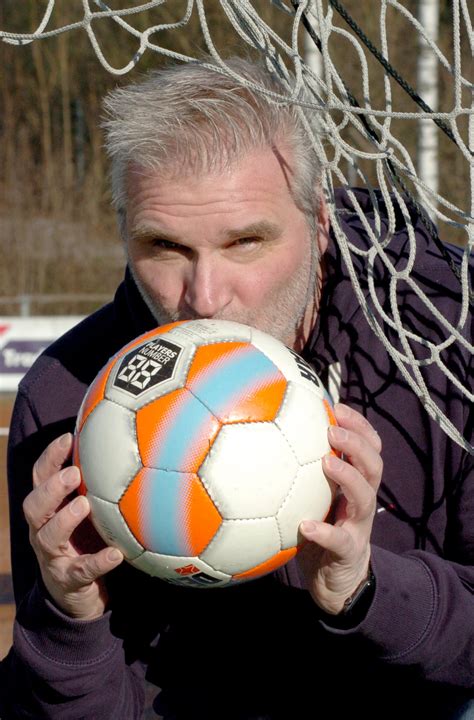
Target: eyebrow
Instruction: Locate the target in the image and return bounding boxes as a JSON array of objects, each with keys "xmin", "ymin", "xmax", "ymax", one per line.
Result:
[
  {"xmin": 129, "ymin": 220, "xmax": 281, "ymax": 243},
  {"xmin": 129, "ymin": 224, "xmax": 180, "ymax": 243},
  {"xmin": 225, "ymin": 221, "xmax": 281, "ymax": 241}
]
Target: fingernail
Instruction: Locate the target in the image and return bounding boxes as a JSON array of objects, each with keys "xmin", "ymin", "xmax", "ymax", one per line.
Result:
[
  {"xmin": 61, "ymin": 466, "xmax": 78, "ymax": 486},
  {"xmin": 329, "ymin": 425, "xmax": 348, "ymax": 442},
  {"xmin": 59, "ymin": 433, "xmax": 72, "ymax": 449},
  {"xmin": 324, "ymin": 454, "xmax": 344, "ymax": 471},
  {"xmin": 107, "ymin": 548, "xmax": 122, "ymax": 562},
  {"xmin": 70, "ymin": 496, "xmax": 87, "ymax": 516},
  {"xmin": 300, "ymin": 520, "xmax": 317, "ymax": 533}
]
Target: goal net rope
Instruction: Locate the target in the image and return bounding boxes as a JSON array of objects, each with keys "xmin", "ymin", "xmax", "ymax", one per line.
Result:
[{"xmin": 1, "ymin": 0, "xmax": 472, "ymax": 452}]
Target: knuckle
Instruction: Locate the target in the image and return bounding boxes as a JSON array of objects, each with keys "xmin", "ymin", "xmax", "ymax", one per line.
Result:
[
  {"xmin": 73, "ymin": 558, "xmax": 98, "ymax": 585},
  {"xmin": 32, "ymin": 458, "xmax": 41, "ymax": 485},
  {"xmin": 372, "ymin": 455, "xmax": 384, "ymax": 480},
  {"xmin": 33, "ymin": 447, "xmax": 52, "ymax": 484},
  {"xmin": 35, "ymin": 532, "xmax": 52, "ymax": 559},
  {"xmin": 366, "ymin": 484, "xmax": 377, "ymax": 505},
  {"xmin": 72, "ymin": 564, "xmax": 90, "ymax": 585},
  {"xmin": 44, "ymin": 563, "xmax": 68, "ymax": 590},
  {"xmin": 373, "ymin": 432, "xmax": 383, "ymax": 453},
  {"xmin": 359, "ymin": 493, "xmax": 375, "ymax": 518},
  {"xmin": 38, "ymin": 476, "xmax": 54, "ymax": 502},
  {"xmin": 346, "ymin": 407, "xmax": 370, "ymax": 431},
  {"xmin": 36, "ymin": 515, "xmax": 69, "ymax": 559},
  {"xmin": 362, "ymin": 416, "xmax": 375, "ymax": 434},
  {"xmin": 22, "ymin": 495, "xmax": 33, "ymax": 523},
  {"xmin": 350, "ymin": 430, "xmax": 364, "ymax": 453},
  {"xmin": 338, "ymin": 529, "xmax": 354, "ymax": 556}
]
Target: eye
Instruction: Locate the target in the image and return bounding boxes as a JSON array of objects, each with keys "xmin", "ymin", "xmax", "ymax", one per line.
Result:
[
  {"xmin": 231, "ymin": 236, "xmax": 262, "ymax": 250},
  {"xmin": 152, "ymin": 239, "xmax": 182, "ymax": 251},
  {"xmin": 225, "ymin": 236, "xmax": 268, "ymax": 263},
  {"xmin": 150, "ymin": 238, "xmax": 192, "ymax": 258}
]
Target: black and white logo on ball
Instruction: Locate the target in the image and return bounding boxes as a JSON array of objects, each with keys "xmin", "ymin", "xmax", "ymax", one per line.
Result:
[{"xmin": 114, "ymin": 339, "xmax": 183, "ymax": 396}]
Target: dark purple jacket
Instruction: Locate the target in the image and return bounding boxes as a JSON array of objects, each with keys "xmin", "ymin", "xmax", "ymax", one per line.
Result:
[{"xmin": 1, "ymin": 190, "xmax": 472, "ymax": 719}]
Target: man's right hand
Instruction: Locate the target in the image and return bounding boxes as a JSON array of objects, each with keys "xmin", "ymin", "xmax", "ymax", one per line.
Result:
[{"xmin": 22, "ymin": 433, "xmax": 124, "ymax": 620}]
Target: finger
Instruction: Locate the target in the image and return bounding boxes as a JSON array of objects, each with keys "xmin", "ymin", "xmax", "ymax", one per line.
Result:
[
  {"xmin": 334, "ymin": 404, "xmax": 382, "ymax": 454},
  {"xmin": 34, "ymin": 493, "xmax": 89, "ymax": 557},
  {"xmin": 299, "ymin": 518, "xmax": 353, "ymax": 559},
  {"xmin": 67, "ymin": 546, "xmax": 124, "ymax": 590},
  {"xmin": 24, "ymin": 465, "xmax": 81, "ymax": 533},
  {"xmin": 322, "ymin": 453, "xmax": 376, "ymax": 521},
  {"xmin": 327, "ymin": 425, "xmax": 383, "ymax": 491},
  {"xmin": 33, "ymin": 433, "xmax": 73, "ymax": 488}
]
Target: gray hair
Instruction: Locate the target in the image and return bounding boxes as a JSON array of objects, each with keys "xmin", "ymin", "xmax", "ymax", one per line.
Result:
[{"xmin": 102, "ymin": 57, "xmax": 323, "ymax": 235}]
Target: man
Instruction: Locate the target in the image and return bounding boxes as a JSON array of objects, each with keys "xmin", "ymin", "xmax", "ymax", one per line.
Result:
[{"xmin": 0, "ymin": 57, "xmax": 472, "ymax": 719}]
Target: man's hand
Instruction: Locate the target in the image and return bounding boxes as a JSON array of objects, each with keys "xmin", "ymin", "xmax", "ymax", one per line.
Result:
[
  {"xmin": 298, "ymin": 404, "xmax": 383, "ymax": 615},
  {"xmin": 22, "ymin": 433, "xmax": 124, "ymax": 620}
]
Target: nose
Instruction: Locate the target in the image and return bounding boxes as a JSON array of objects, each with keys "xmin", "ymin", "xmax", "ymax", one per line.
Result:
[{"xmin": 183, "ymin": 256, "xmax": 232, "ymax": 318}]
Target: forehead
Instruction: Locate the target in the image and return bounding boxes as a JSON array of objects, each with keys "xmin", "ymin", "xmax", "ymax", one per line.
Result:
[{"xmin": 126, "ymin": 145, "xmax": 298, "ymax": 213}]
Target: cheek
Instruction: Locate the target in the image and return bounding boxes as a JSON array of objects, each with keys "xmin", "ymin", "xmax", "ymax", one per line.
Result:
[
  {"xmin": 134, "ymin": 258, "xmax": 183, "ymax": 305},
  {"xmin": 252, "ymin": 246, "xmax": 307, "ymax": 298}
]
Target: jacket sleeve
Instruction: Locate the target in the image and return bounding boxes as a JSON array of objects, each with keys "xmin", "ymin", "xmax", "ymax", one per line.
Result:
[
  {"xmin": 7, "ymin": 381, "xmax": 85, "ymax": 606},
  {"xmin": 0, "ymin": 582, "xmax": 146, "ymax": 719},
  {"xmin": 1, "ymin": 385, "xmax": 149, "ymax": 718},
  {"xmin": 321, "ymin": 450, "xmax": 474, "ymax": 688}
]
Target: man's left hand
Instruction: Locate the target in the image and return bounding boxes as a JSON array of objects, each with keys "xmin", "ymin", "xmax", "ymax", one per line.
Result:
[{"xmin": 298, "ymin": 403, "xmax": 383, "ymax": 615}]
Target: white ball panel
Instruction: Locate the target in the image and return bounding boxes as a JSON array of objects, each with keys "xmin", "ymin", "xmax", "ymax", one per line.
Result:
[
  {"xmin": 277, "ymin": 461, "xmax": 334, "ymax": 549},
  {"xmin": 201, "ymin": 517, "xmax": 281, "ymax": 575},
  {"xmin": 87, "ymin": 494, "xmax": 143, "ymax": 559},
  {"xmin": 130, "ymin": 552, "xmax": 230, "ymax": 587},
  {"xmin": 105, "ymin": 341, "xmax": 195, "ymax": 411},
  {"xmin": 250, "ymin": 327, "xmax": 326, "ymax": 395},
  {"xmin": 79, "ymin": 400, "xmax": 140, "ymax": 502},
  {"xmin": 249, "ymin": 328, "xmax": 298, "ymax": 380},
  {"xmin": 168, "ymin": 319, "xmax": 252, "ymax": 347},
  {"xmin": 199, "ymin": 423, "xmax": 298, "ymax": 518},
  {"xmin": 275, "ymin": 382, "xmax": 332, "ymax": 464}
]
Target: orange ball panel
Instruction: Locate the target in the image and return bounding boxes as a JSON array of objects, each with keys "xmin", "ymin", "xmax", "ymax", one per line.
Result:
[
  {"xmin": 225, "ymin": 379, "xmax": 287, "ymax": 424},
  {"xmin": 186, "ymin": 341, "xmax": 287, "ymax": 423},
  {"xmin": 136, "ymin": 388, "xmax": 221, "ymax": 473},
  {"xmin": 119, "ymin": 468, "xmax": 222, "ymax": 556},
  {"xmin": 232, "ymin": 546, "xmax": 298, "ymax": 581},
  {"xmin": 323, "ymin": 399, "xmax": 342, "ymax": 458},
  {"xmin": 323, "ymin": 398, "xmax": 337, "ymax": 426},
  {"xmin": 72, "ymin": 434, "xmax": 87, "ymax": 496},
  {"xmin": 180, "ymin": 474, "xmax": 223, "ymax": 556},
  {"xmin": 76, "ymin": 362, "xmax": 112, "ymax": 432},
  {"xmin": 185, "ymin": 342, "xmax": 246, "ymax": 385},
  {"xmin": 118, "ymin": 468, "xmax": 148, "ymax": 547}
]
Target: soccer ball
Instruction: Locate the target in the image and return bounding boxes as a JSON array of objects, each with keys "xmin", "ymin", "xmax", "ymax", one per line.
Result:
[{"xmin": 73, "ymin": 319, "xmax": 337, "ymax": 588}]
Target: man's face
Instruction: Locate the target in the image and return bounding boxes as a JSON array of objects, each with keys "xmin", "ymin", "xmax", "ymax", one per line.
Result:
[{"xmin": 125, "ymin": 147, "xmax": 328, "ymax": 350}]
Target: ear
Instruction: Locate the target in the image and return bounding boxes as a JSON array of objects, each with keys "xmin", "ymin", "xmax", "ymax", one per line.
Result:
[{"xmin": 316, "ymin": 196, "xmax": 329, "ymax": 256}]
